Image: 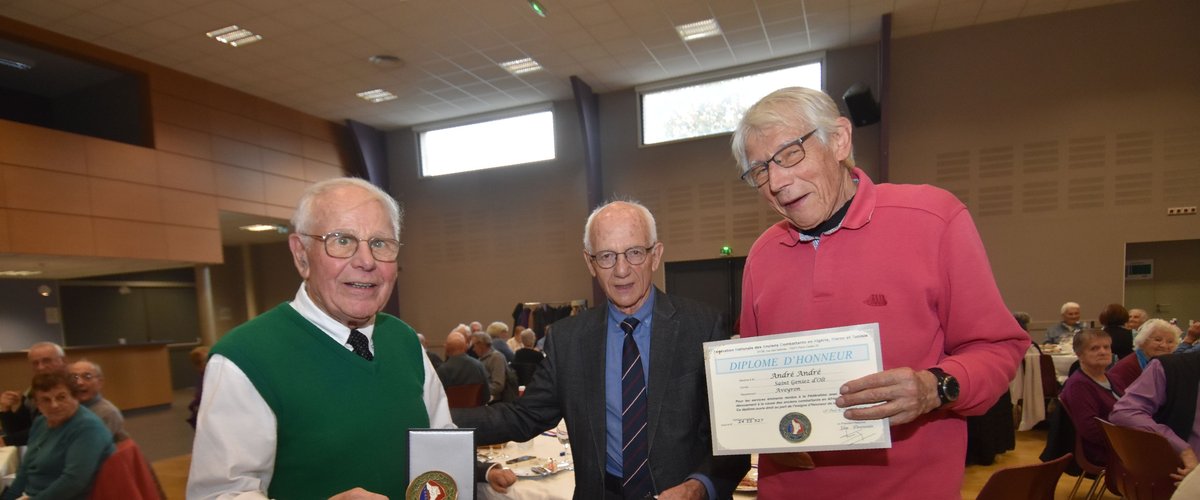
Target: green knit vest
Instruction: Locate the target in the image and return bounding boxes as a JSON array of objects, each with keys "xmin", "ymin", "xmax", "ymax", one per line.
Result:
[{"xmin": 211, "ymin": 304, "xmax": 429, "ymax": 499}]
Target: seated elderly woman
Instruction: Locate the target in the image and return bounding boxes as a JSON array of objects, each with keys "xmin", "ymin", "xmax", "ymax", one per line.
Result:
[
  {"xmin": 1108, "ymin": 318, "xmax": 1181, "ymax": 389},
  {"xmin": 1059, "ymin": 328, "xmax": 1128, "ymax": 468},
  {"xmin": 1, "ymin": 371, "xmax": 115, "ymax": 500}
]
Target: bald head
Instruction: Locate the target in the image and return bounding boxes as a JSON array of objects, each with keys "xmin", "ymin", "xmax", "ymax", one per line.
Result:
[{"xmin": 445, "ymin": 331, "xmax": 469, "ymax": 356}]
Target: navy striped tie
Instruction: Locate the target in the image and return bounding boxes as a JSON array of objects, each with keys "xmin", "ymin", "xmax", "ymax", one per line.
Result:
[{"xmin": 620, "ymin": 316, "xmax": 652, "ymax": 498}]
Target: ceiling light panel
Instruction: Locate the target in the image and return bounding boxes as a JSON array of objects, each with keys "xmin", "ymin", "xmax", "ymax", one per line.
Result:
[
  {"xmin": 675, "ymin": 19, "xmax": 723, "ymax": 41},
  {"xmin": 206, "ymin": 25, "xmax": 264, "ymax": 47},
  {"xmin": 357, "ymin": 89, "xmax": 398, "ymax": 103},
  {"xmin": 499, "ymin": 57, "xmax": 543, "ymax": 75}
]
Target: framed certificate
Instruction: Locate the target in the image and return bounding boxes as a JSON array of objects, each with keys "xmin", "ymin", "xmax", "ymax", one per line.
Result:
[{"xmin": 703, "ymin": 323, "xmax": 892, "ymax": 455}]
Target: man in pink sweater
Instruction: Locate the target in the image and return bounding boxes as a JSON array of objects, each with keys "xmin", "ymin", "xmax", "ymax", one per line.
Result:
[{"xmin": 730, "ymin": 87, "xmax": 1028, "ymax": 499}]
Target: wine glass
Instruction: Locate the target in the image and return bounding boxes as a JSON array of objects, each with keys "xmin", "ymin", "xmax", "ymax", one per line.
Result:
[{"xmin": 556, "ymin": 421, "xmax": 571, "ymax": 457}]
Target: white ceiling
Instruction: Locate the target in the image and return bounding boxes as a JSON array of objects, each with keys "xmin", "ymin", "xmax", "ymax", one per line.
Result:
[
  {"xmin": 0, "ymin": 0, "xmax": 1132, "ymax": 279},
  {"xmin": 0, "ymin": 0, "xmax": 1132, "ymax": 130}
]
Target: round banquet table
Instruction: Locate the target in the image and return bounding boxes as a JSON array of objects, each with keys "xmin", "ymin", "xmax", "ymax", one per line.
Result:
[{"xmin": 477, "ymin": 431, "xmax": 574, "ymax": 500}]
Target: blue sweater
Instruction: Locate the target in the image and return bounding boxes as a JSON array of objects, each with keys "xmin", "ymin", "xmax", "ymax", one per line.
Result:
[{"xmin": 2, "ymin": 406, "xmax": 114, "ymax": 500}]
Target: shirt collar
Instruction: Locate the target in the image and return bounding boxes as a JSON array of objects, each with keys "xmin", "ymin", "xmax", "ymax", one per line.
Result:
[
  {"xmin": 290, "ymin": 282, "xmax": 375, "ymax": 346},
  {"xmin": 606, "ymin": 288, "xmax": 656, "ymax": 328},
  {"xmin": 783, "ymin": 167, "xmax": 874, "ymax": 245}
]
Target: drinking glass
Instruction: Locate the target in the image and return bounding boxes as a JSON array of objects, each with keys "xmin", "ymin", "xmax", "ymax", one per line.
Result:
[{"xmin": 556, "ymin": 422, "xmax": 571, "ymax": 456}]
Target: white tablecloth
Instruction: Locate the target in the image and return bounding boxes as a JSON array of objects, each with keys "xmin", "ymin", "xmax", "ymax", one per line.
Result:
[
  {"xmin": 1010, "ymin": 349, "xmax": 1078, "ymax": 431},
  {"xmin": 1, "ymin": 445, "xmax": 17, "ymax": 487},
  {"xmin": 475, "ymin": 428, "xmax": 760, "ymax": 498},
  {"xmin": 478, "ymin": 431, "xmax": 574, "ymax": 500}
]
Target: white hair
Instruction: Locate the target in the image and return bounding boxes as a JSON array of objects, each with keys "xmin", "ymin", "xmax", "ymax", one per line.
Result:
[
  {"xmin": 731, "ymin": 86, "xmax": 856, "ymax": 176},
  {"xmin": 292, "ymin": 177, "xmax": 402, "ymax": 239},
  {"xmin": 1061, "ymin": 302, "xmax": 1081, "ymax": 315},
  {"xmin": 582, "ymin": 200, "xmax": 658, "ymax": 254},
  {"xmin": 30, "ymin": 341, "xmax": 65, "ymax": 357},
  {"xmin": 1134, "ymin": 318, "xmax": 1182, "ymax": 348}
]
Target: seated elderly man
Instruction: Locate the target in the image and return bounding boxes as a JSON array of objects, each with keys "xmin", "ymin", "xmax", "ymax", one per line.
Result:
[
  {"xmin": 486, "ymin": 321, "xmax": 516, "ymax": 363},
  {"xmin": 1126, "ymin": 308, "xmax": 1149, "ymax": 332},
  {"xmin": 436, "ymin": 331, "xmax": 491, "ymax": 404},
  {"xmin": 0, "ymin": 341, "xmax": 68, "ymax": 447},
  {"xmin": 67, "ymin": 360, "xmax": 128, "ymax": 442},
  {"xmin": 470, "ymin": 332, "xmax": 511, "ymax": 402},
  {"xmin": 1176, "ymin": 320, "xmax": 1200, "ymax": 354},
  {"xmin": 1045, "ymin": 301, "xmax": 1085, "ymax": 344}
]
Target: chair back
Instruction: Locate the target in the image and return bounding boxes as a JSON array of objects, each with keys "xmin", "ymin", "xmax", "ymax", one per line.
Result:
[
  {"xmin": 512, "ymin": 362, "xmax": 538, "ymax": 386},
  {"xmin": 90, "ymin": 438, "xmax": 162, "ymax": 500},
  {"xmin": 1058, "ymin": 398, "xmax": 1106, "ymax": 476},
  {"xmin": 1098, "ymin": 418, "xmax": 1180, "ymax": 499},
  {"xmin": 976, "ymin": 453, "xmax": 1073, "ymax": 500},
  {"xmin": 444, "ymin": 383, "xmax": 485, "ymax": 408},
  {"xmin": 1039, "ymin": 354, "xmax": 1061, "ymax": 398}
]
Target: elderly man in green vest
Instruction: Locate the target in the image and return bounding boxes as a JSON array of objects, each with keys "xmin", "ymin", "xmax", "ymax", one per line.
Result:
[{"xmin": 187, "ymin": 177, "xmax": 515, "ymax": 499}]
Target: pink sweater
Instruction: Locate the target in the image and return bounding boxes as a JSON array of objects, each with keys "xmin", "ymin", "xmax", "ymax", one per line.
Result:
[{"xmin": 740, "ymin": 168, "xmax": 1028, "ymax": 499}]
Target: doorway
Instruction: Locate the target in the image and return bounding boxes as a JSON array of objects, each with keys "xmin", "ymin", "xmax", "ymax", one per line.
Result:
[
  {"xmin": 664, "ymin": 257, "xmax": 746, "ymax": 336},
  {"xmin": 1124, "ymin": 239, "xmax": 1200, "ymax": 325}
]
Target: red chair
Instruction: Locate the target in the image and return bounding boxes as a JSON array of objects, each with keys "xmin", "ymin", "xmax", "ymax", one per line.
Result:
[
  {"xmin": 90, "ymin": 438, "xmax": 162, "ymax": 500},
  {"xmin": 1040, "ymin": 354, "xmax": 1062, "ymax": 398},
  {"xmin": 1098, "ymin": 418, "xmax": 1181, "ymax": 499},
  {"xmin": 977, "ymin": 453, "xmax": 1073, "ymax": 500},
  {"xmin": 444, "ymin": 383, "xmax": 485, "ymax": 408}
]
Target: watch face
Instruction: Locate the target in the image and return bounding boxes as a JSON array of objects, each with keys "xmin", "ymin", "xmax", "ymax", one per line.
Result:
[{"xmin": 943, "ymin": 377, "xmax": 960, "ymax": 401}]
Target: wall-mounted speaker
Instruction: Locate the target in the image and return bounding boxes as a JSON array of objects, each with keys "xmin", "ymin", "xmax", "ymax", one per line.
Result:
[{"xmin": 842, "ymin": 83, "xmax": 881, "ymax": 128}]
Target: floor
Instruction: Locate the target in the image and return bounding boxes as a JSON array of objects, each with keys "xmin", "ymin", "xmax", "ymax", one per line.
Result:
[
  {"xmin": 123, "ymin": 388, "xmax": 196, "ymax": 500},
  {"xmin": 131, "ymin": 391, "xmax": 1098, "ymax": 499}
]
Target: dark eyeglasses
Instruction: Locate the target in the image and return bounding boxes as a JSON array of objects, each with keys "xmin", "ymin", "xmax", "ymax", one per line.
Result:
[{"xmin": 740, "ymin": 129, "xmax": 818, "ymax": 188}]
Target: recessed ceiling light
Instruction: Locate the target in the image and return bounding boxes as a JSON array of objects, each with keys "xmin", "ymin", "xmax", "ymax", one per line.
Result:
[
  {"xmin": 239, "ymin": 224, "xmax": 280, "ymax": 232},
  {"xmin": 500, "ymin": 57, "xmax": 542, "ymax": 75},
  {"xmin": 369, "ymin": 55, "xmax": 405, "ymax": 68},
  {"xmin": 206, "ymin": 25, "xmax": 264, "ymax": 47},
  {"xmin": 356, "ymin": 89, "xmax": 398, "ymax": 103},
  {"xmin": 675, "ymin": 19, "xmax": 722, "ymax": 41},
  {"xmin": 0, "ymin": 270, "xmax": 43, "ymax": 277},
  {"xmin": 528, "ymin": 0, "xmax": 548, "ymax": 18}
]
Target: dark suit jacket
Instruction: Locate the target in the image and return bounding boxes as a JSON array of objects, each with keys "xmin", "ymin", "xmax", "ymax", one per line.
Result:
[
  {"xmin": 452, "ymin": 288, "xmax": 749, "ymax": 499},
  {"xmin": 437, "ymin": 354, "xmax": 493, "ymax": 403}
]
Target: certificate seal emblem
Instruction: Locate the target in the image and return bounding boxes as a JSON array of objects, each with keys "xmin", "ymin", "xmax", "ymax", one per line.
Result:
[
  {"xmin": 406, "ymin": 470, "xmax": 457, "ymax": 500},
  {"xmin": 779, "ymin": 412, "xmax": 812, "ymax": 443}
]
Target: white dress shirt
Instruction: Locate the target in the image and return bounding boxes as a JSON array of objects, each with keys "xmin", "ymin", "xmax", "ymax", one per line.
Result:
[{"xmin": 187, "ymin": 284, "xmax": 453, "ymax": 500}]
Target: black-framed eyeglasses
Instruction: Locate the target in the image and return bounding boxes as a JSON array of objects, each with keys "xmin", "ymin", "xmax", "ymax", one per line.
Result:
[
  {"xmin": 69, "ymin": 373, "xmax": 97, "ymax": 381},
  {"xmin": 301, "ymin": 232, "xmax": 402, "ymax": 262},
  {"xmin": 740, "ymin": 129, "xmax": 818, "ymax": 188},
  {"xmin": 589, "ymin": 245, "xmax": 655, "ymax": 269}
]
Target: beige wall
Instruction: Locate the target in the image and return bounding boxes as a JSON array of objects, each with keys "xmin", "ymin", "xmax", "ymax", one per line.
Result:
[
  {"xmin": 389, "ymin": 46, "xmax": 879, "ymax": 344},
  {"xmin": 388, "ymin": 102, "xmax": 594, "ymax": 343},
  {"xmin": 889, "ymin": 0, "xmax": 1200, "ymax": 330},
  {"xmin": 0, "ymin": 16, "xmax": 349, "ymax": 267}
]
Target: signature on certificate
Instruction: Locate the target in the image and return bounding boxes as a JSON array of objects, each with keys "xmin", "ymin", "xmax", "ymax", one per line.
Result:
[{"xmin": 838, "ymin": 422, "xmax": 880, "ymax": 444}]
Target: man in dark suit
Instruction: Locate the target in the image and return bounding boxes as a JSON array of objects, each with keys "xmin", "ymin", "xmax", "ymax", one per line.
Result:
[{"xmin": 452, "ymin": 200, "xmax": 749, "ymax": 499}]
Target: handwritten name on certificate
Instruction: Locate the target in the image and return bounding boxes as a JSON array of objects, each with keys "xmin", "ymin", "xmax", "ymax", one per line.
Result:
[{"xmin": 703, "ymin": 323, "xmax": 891, "ymax": 455}]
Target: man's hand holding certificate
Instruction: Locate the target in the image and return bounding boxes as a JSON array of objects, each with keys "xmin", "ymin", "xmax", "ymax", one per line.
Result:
[{"xmin": 703, "ymin": 324, "xmax": 892, "ymax": 455}]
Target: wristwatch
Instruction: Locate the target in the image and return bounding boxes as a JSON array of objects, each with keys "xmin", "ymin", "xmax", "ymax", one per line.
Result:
[{"xmin": 927, "ymin": 367, "xmax": 959, "ymax": 407}]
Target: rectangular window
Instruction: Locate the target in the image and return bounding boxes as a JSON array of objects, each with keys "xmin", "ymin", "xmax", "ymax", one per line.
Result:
[
  {"xmin": 639, "ymin": 57, "xmax": 823, "ymax": 146},
  {"xmin": 419, "ymin": 107, "xmax": 555, "ymax": 177}
]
